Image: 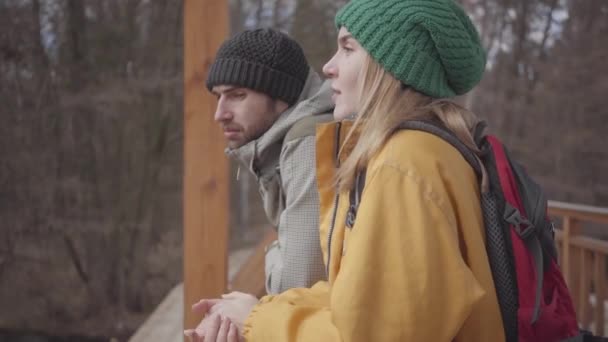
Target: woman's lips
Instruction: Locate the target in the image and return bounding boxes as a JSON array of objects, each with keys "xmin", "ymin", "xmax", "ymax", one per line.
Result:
[{"xmin": 331, "ymin": 88, "xmax": 341, "ymax": 102}]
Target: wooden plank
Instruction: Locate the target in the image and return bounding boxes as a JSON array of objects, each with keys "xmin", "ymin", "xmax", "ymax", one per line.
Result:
[
  {"xmin": 230, "ymin": 230, "xmax": 278, "ymax": 298},
  {"xmin": 578, "ymin": 250, "xmax": 591, "ymax": 329},
  {"xmin": 549, "ymin": 201, "xmax": 608, "ymax": 224},
  {"xmin": 569, "ymin": 245, "xmax": 582, "ymax": 316},
  {"xmin": 129, "ymin": 284, "xmax": 184, "ymax": 342},
  {"xmin": 595, "ymin": 254, "xmax": 606, "ymax": 336},
  {"xmin": 561, "ymin": 217, "xmax": 576, "ymax": 288},
  {"xmin": 183, "ymin": 0, "xmax": 229, "ymax": 334},
  {"xmin": 568, "ymin": 236, "xmax": 608, "ymax": 255}
]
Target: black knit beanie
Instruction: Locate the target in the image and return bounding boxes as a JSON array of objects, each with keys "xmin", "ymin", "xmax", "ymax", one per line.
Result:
[{"xmin": 205, "ymin": 28, "xmax": 310, "ymax": 106}]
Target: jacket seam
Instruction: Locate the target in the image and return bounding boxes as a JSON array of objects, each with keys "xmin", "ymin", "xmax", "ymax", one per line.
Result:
[
  {"xmin": 277, "ymin": 134, "xmax": 324, "ymax": 291},
  {"xmin": 372, "ymin": 161, "xmax": 458, "ymax": 229}
]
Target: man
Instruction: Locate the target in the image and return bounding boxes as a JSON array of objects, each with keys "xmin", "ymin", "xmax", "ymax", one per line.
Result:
[{"xmin": 205, "ymin": 28, "xmax": 333, "ymax": 295}]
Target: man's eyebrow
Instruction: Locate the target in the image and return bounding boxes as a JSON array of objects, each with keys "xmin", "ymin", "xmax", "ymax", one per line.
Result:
[{"xmin": 212, "ymin": 86, "xmax": 238, "ymax": 95}]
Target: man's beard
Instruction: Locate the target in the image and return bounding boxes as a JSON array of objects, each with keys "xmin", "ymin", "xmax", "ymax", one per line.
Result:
[{"xmin": 228, "ymin": 111, "xmax": 278, "ymax": 149}]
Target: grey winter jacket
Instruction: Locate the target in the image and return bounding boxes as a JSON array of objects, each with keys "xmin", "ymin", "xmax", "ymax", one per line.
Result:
[{"xmin": 226, "ymin": 69, "xmax": 334, "ymax": 294}]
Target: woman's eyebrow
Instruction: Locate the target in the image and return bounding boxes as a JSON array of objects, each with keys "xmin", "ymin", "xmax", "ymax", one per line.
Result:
[{"xmin": 338, "ymin": 34, "xmax": 354, "ymax": 44}]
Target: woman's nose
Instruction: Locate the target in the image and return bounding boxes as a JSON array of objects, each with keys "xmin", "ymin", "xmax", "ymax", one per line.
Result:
[{"xmin": 323, "ymin": 55, "xmax": 338, "ymax": 78}]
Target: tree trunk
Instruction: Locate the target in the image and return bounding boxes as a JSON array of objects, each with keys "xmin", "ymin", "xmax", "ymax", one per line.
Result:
[
  {"xmin": 66, "ymin": 0, "xmax": 87, "ymax": 90},
  {"xmin": 31, "ymin": 0, "xmax": 49, "ymax": 74}
]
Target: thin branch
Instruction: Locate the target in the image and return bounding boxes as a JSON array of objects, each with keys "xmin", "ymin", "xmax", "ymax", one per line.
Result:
[
  {"xmin": 538, "ymin": 0, "xmax": 559, "ymax": 61},
  {"xmin": 63, "ymin": 234, "xmax": 90, "ymax": 284}
]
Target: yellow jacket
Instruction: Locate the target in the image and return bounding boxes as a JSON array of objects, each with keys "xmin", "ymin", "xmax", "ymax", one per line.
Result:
[{"xmin": 243, "ymin": 122, "xmax": 505, "ymax": 341}]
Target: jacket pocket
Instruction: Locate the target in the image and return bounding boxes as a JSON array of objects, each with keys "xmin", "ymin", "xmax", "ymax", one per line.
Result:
[
  {"xmin": 258, "ymin": 171, "xmax": 284, "ymax": 227},
  {"xmin": 264, "ymin": 239, "xmax": 283, "ymax": 295}
]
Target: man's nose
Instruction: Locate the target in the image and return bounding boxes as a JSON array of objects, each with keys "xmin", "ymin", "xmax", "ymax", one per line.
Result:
[{"xmin": 214, "ymin": 99, "xmax": 233, "ymax": 122}]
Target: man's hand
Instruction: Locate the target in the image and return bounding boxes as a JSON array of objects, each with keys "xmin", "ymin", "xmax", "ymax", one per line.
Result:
[
  {"xmin": 184, "ymin": 293, "xmax": 257, "ymax": 342},
  {"xmin": 184, "ymin": 313, "xmax": 239, "ymax": 342},
  {"xmin": 208, "ymin": 292, "xmax": 259, "ymax": 333}
]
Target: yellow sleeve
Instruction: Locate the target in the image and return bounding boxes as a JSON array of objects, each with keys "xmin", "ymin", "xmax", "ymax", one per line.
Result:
[
  {"xmin": 243, "ymin": 281, "xmax": 341, "ymax": 341},
  {"xmin": 244, "ymin": 164, "xmax": 486, "ymax": 341}
]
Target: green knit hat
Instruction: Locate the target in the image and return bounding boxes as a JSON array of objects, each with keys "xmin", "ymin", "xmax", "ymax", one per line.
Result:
[{"xmin": 335, "ymin": 0, "xmax": 486, "ymax": 98}]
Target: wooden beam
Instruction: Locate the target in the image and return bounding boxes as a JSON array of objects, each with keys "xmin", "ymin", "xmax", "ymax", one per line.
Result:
[
  {"xmin": 549, "ymin": 200, "xmax": 608, "ymax": 224},
  {"xmin": 183, "ymin": 0, "xmax": 229, "ymax": 334},
  {"xmin": 231, "ymin": 230, "xmax": 278, "ymax": 298}
]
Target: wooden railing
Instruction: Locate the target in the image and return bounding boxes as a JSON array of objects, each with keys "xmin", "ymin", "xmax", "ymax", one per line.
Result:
[{"xmin": 549, "ymin": 200, "xmax": 608, "ymax": 336}]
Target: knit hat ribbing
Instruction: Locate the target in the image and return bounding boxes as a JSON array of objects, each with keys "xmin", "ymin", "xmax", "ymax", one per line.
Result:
[
  {"xmin": 335, "ymin": 0, "xmax": 486, "ymax": 98},
  {"xmin": 206, "ymin": 29, "xmax": 309, "ymax": 106}
]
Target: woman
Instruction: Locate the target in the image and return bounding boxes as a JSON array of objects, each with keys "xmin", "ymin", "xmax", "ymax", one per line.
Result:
[{"xmin": 187, "ymin": 0, "xmax": 506, "ymax": 340}]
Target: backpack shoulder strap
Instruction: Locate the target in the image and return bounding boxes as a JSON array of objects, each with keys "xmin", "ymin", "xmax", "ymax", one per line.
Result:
[
  {"xmin": 346, "ymin": 169, "xmax": 367, "ymax": 229},
  {"xmin": 397, "ymin": 120, "xmax": 483, "ymax": 177},
  {"xmin": 347, "ymin": 120, "xmax": 484, "ymax": 228},
  {"xmin": 284, "ymin": 113, "xmax": 334, "ymax": 143}
]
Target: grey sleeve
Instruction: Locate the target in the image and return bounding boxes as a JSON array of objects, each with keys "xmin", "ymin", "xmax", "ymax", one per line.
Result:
[{"xmin": 266, "ymin": 135, "xmax": 327, "ymax": 294}]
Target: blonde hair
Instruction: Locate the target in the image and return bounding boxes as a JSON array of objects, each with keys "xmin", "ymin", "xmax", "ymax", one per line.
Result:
[{"xmin": 336, "ymin": 55, "xmax": 482, "ymax": 192}]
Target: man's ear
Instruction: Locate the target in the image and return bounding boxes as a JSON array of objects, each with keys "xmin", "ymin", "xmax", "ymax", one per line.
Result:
[{"xmin": 274, "ymin": 99, "xmax": 289, "ymax": 115}]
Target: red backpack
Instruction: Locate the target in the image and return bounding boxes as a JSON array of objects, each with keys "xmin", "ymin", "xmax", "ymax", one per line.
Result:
[{"xmin": 346, "ymin": 120, "xmax": 587, "ymax": 341}]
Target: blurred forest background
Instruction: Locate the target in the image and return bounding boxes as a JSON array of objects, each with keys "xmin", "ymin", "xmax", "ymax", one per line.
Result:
[{"xmin": 0, "ymin": 0, "xmax": 606, "ymax": 340}]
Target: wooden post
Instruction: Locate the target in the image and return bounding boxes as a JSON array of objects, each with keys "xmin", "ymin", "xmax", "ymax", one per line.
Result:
[
  {"xmin": 578, "ymin": 250, "xmax": 591, "ymax": 328},
  {"xmin": 562, "ymin": 216, "xmax": 581, "ymax": 288},
  {"xmin": 183, "ymin": 0, "xmax": 229, "ymax": 335},
  {"xmin": 594, "ymin": 254, "xmax": 606, "ymax": 336}
]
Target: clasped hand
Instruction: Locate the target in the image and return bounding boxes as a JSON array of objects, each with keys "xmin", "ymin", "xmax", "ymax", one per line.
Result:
[{"xmin": 184, "ymin": 292, "xmax": 258, "ymax": 342}]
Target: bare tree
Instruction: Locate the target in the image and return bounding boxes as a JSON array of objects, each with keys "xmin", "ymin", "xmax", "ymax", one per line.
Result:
[{"xmin": 65, "ymin": 0, "xmax": 87, "ymax": 90}]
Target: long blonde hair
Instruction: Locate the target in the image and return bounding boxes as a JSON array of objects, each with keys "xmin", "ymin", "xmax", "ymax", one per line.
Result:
[{"xmin": 336, "ymin": 55, "xmax": 482, "ymax": 192}]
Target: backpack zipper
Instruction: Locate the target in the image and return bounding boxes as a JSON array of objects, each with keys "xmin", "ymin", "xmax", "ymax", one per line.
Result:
[{"xmin": 326, "ymin": 122, "xmax": 342, "ymax": 276}]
